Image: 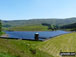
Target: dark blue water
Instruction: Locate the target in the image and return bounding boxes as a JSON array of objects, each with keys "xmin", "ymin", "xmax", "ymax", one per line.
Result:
[{"xmin": 3, "ymin": 30, "xmax": 70, "ymax": 41}]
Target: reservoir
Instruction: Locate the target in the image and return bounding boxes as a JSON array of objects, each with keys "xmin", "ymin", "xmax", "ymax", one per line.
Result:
[{"xmin": 2, "ymin": 30, "xmax": 70, "ymax": 41}]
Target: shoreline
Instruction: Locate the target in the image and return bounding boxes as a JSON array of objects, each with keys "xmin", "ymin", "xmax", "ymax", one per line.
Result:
[{"xmin": 1, "ymin": 34, "xmax": 9, "ymax": 37}]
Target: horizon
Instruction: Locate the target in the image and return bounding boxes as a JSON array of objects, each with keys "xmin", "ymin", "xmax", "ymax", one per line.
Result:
[
  {"xmin": 0, "ymin": 0, "xmax": 76, "ymax": 20},
  {"xmin": 2, "ymin": 17, "xmax": 76, "ymax": 21}
]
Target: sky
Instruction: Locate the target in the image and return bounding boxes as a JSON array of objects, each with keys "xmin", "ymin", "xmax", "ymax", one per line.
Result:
[{"xmin": 0, "ymin": 0, "xmax": 76, "ymax": 20}]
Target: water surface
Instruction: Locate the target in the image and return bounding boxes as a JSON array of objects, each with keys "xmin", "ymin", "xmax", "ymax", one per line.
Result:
[{"xmin": 3, "ymin": 30, "xmax": 70, "ymax": 41}]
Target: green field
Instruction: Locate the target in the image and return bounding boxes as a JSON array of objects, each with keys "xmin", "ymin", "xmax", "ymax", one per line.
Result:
[
  {"xmin": 0, "ymin": 32, "xmax": 76, "ymax": 57},
  {"xmin": 6, "ymin": 25, "xmax": 49, "ymax": 31},
  {"xmin": 0, "ymin": 39, "xmax": 53, "ymax": 57},
  {"xmin": 38, "ymin": 32, "xmax": 76, "ymax": 57}
]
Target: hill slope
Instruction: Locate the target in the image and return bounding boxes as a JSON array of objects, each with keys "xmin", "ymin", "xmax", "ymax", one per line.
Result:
[
  {"xmin": 2, "ymin": 17, "xmax": 76, "ymax": 27},
  {"xmin": 0, "ymin": 38, "xmax": 53, "ymax": 57},
  {"xmin": 38, "ymin": 32, "xmax": 76, "ymax": 57},
  {"xmin": 0, "ymin": 32, "xmax": 76, "ymax": 57},
  {"xmin": 61, "ymin": 23, "xmax": 76, "ymax": 31}
]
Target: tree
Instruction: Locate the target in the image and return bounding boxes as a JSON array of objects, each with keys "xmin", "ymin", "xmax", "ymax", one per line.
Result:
[
  {"xmin": 51, "ymin": 25, "xmax": 58, "ymax": 31},
  {"xmin": 0, "ymin": 20, "xmax": 2, "ymax": 32},
  {"xmin": 51, "ymin": 25, "xmax": 55, "ymax": 31}
]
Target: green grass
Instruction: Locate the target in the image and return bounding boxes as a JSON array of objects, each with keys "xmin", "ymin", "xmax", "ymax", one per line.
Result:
[
  {"xmin": 38, "ymin": 32, "xmax": 76, "ymax": 57},
  {"xmin": 0, "ymin": 39, "xmax": 53, "ymax": 57},
  {"xmin": 0, "ymin": 32, "xmax": 76, "ymax": 57},
  {"xmin": 0, "ymin": 31, "xmax": 5, "ymax": 36},
  {"xmin": 0, "ymin": 53, "xmax": 16, "ymax": 57},
  {"xmin": 7, "ymin": 25, "xmax": 49, "ymax": 31}
]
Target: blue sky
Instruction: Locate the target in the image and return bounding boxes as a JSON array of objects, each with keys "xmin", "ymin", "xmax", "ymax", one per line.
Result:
[{"xmin": 0, "ymin": 0, "xmax": 76, "ymax": 20}]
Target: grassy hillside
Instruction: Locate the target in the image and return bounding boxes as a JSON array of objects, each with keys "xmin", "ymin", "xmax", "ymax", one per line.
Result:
[
  {"xmin": 0, "ymin": 38, "xmax": 53, "ymax": 57},
  {"xmin": 7, "ymin": 25, "xmax": 49, "ymax": 31},
  {"xmin": 38, "ymin": 32, "xmax": 76, "ymax": 57},
  {"xmin": 0, "ymin": 32, "xmax": 76, "ymax": 57},
  {"xmin": 2, "ymin": 17, "xmax": 76, "ymax": 28},
  {"xmin": 61, "ymin": 23, "xmax": 76, "ymax": 31}
]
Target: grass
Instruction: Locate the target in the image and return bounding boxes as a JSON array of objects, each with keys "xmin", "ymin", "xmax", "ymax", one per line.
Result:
[
  {"xmin": 7, "ymin": 25, "xmax": 49, "ymax": 31},
  {"xmin": 0, "ymin": 31, "xmax": 5, "ymax": 36},
  {"xmin": 0, "ymin": 39, "xmax": 53, "ymax": 57},
  {"xmin": 38, "ymin": 32, "xmax": 76, "ymax": 57},
  {"xmin": 0, "ymin": 53, "xmax": 16, "ymax": 57},
  {"xmin": 0, "ymin": 32, "xmax": 76, "ymax": 57}
]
